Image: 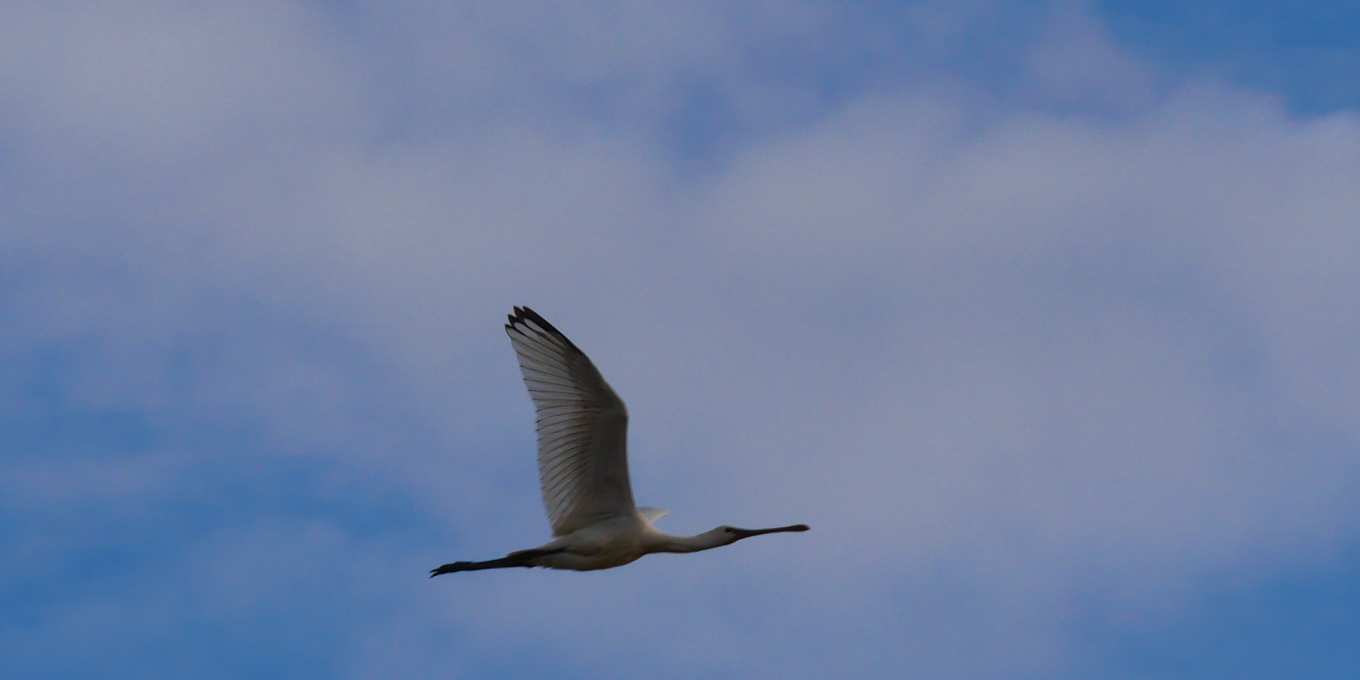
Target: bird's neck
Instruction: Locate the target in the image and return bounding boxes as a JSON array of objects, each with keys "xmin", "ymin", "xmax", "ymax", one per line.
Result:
[{"xmin": 648, "ymin": 530, "xmax": 731, "ymax": 554}]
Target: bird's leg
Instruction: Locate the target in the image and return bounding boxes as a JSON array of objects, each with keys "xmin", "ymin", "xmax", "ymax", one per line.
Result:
[
  {"xmin": 429, "ymin": 557, "xmax": 527, "ymax": 576},
  {"xmin": 429, "ymin": 547, "xmax": 566, "ymax": 577}
]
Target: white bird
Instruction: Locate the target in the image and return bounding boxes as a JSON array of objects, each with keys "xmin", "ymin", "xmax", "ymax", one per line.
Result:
[{"xmin": 431, "ymin": 306, "xmax": 808, "ymax": 576}]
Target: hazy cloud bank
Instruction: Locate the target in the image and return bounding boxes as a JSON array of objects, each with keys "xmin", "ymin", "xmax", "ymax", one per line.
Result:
[{"xmin": 0, "ymin": 2, "xmax": 1357, "ymax": 678}]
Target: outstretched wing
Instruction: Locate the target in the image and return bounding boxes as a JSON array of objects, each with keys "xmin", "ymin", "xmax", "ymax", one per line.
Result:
[{"xmin": 505, "ymin": 307, "xmax": 635, "ymax": 536}]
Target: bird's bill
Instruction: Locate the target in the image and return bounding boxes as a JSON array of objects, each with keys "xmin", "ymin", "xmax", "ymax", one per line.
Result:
[{"xmin": 729, "ymin": 524, "xmax": 810, "ymax": 539}]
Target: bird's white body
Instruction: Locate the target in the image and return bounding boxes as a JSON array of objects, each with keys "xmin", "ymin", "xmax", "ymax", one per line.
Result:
[
  {"xmin": 523, "ymin": 512, "xmax": 658, "ymax": 571},
  {"xmin": 430, "ymin": 307, "xmax": 807, "ymax": 577},
  {"xmin": 516, "ymin": 509, "xmax": 749, "ymax": 571}
]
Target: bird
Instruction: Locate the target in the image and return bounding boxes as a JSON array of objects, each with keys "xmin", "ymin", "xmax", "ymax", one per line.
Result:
[{"xmin": 431, "ymin": 306, "xmax": 808, "ymax": 576}]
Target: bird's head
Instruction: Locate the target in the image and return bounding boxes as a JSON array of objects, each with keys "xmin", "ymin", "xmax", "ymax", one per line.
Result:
[{"xmin": 713, "ymin": 523, "xmax": 811, "ymax": 545}]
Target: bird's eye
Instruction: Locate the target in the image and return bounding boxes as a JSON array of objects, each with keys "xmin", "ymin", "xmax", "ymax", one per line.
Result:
[{"xmin": 723, "ymin": 527, "xmax": 735, "ymax": 534}]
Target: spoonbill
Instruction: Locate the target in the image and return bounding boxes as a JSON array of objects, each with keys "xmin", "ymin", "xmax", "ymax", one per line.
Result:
[{"xmin": 431, "ymin": 307, "xmax": 808, "ymax": 576}]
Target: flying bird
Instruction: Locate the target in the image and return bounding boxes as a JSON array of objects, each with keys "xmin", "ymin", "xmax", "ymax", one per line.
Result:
[{"xmin": 431, "ymin": 307, "xmax": 808, "ymax": 576}]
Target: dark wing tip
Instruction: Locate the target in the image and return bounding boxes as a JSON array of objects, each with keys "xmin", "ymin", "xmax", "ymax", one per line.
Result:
[{"xmin": 504, "ymin": 306, "xmax": 584, "ymax": 353}]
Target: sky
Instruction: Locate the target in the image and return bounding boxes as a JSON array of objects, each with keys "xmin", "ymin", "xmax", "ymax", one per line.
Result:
[{"xmin": 1, "ymin": 1, "xmax": 1359, "ymax": 678}]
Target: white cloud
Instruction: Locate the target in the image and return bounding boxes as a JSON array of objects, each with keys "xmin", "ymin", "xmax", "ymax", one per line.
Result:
[{"xmin": 1, "ymin": 1, "xmax": 1358, "ymax": 678}]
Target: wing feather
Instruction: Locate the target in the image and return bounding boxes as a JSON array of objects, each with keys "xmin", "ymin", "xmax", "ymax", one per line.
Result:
[{"xmin": 505, "ymin": 307, "xmax": 635, "ymax": 536}]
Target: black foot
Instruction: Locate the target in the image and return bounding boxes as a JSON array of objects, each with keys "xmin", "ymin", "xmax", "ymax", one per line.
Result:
[{"xmin": 430, "ymin": 562, "xmax": 474, "ymax": 577}]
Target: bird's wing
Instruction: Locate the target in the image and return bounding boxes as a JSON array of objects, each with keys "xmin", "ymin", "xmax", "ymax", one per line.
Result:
[{"xmin": 505, "ymin": 307, "xmax": 635, "ymax": 537}]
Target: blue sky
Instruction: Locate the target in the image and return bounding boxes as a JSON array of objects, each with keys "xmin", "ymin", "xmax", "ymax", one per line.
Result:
[{"xmin": 2, "ymin": 1, "xmax": 1359, "ymax": 678}]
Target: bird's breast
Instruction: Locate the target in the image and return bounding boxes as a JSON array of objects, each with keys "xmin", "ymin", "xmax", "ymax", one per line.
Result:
[
  {"xmin": 533, "ymin": 541, "xmax": 646, "ymax": 571},
  {"xmin": 532, "ymin": 523, "xmax": 648, "ymax": 571}
]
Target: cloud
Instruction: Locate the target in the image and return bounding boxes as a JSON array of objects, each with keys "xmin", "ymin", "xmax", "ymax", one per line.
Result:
[{"xmin": 0, "ymin": 1, "xmax": 1357, "ymax": 678}]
